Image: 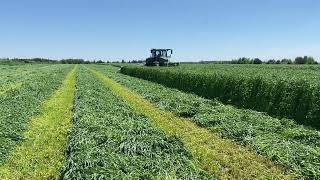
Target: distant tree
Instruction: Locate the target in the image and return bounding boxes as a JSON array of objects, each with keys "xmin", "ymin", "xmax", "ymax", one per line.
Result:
[
  {"xmin": 281, "ymin": 59, "xmax": 292, "ymax": 64},
  {"xmin": 96, "ymin": 60, "xmax": 104, "ymax": 63},
  {"xmin": 293, "ymin": 56, "xmax": 316, "ymax": 64},
  {"xmin": 121, "ymin": 59, "xmax": 125, "ymax": 63},
  {"xmin": 59, "ymin": 58, "xmax": 87, "ymax": 64},
  {"xmin": 231, "ymin": 59, "xmax": 238, "ymax": 64},
  {"xmin": 294, "ymin": 56, "xmax": 305, "ymax": 64},
  {"xmin": 252, "ymin": 58, "xmax": 262, "ymax": 64},
  {"xmin": 237, "ymin": 57, "xmax": 251, "ymax": 64},
  {"xmin": 266, "ymin": 59, "xmax": 276, "ymax": 64},
  {"xmin": 0, "ymin": 58, "xmax": 9, "ymax": 61},
  {"xmin": 305, "ymin": 56, "xmax": 316, "ymax": 64},
  {"xmin": 276, "ymin": 60, "xmax": 281, "ymax": 64}
]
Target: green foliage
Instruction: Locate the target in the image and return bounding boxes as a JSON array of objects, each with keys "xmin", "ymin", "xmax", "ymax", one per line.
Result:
[
  {"xmin": 252, "ymin": 58, "xmax": 262, "ymax": 64},
  {"xmin": 0, "ymin": 64, "xmax": 73, "ymax": 164},
  {"xmin": 0, "ymin": 57, "xmax": 102, "ymax": 64},
  {"xmin": 0, "ymin": 58, "xmax": 58, "ymax": 64},
  {"xmin": 120, "ymin": 64, "xmax": 320, "ymax": 129},
  {"xmin": 60, "ymin": 59, "xmax": 91, "ymax": 64},
  {"xmin": 281, "ymin": 59, "xmax": 292, "ymax": 64},
  {"xmin": 62, "ymin": 67, "xmax": 211, "ymax": 179},
  {"xmin": 0, "ymin": 66, "xmax": 77, "ymax": 179},
  {"xmin": 232, "ymin": 57, "xmax": 252, "ymax": 64},
  {"xmin": 91, "ymin": 67, "xmax": 292, "ymax": 179},
  {"xmin": 96, "ymin": 65, "xmax": 320, "ymax": 179},
  {"xmin": 267, "ymin": 59, "xmax": 276, "ymax": 64},
  {"xmin": 295, "ymin": 56, "xmax": 317, "ymax": 64},
  {"xmin": 0, "ymin": 64, "xmax": 51, "ymax": 94}
]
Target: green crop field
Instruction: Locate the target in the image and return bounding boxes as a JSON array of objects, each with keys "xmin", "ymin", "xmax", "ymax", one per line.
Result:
[
  {"xmin": 121, "ymin": 64, "xmax": 320, "ymax": 129},
  {"xmin": 0, "ymin": 63, "xmax": 319, "ymax": 179}
]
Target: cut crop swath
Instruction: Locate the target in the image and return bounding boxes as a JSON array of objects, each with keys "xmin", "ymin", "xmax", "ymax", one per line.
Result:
[
  {"xmin": 120, "ymin": 64, "xmax": 320, "ymax": 129},
  {"xmin": 93, "ymin": 64, "xmax": 320, "ymax": 179},
  {"xmin": 0, "ymin": 64, "xmax": 73, "ymax": 164},
  {"xmin": 62, "ymin": 66, "xmax": 212, "ymax": 179}
]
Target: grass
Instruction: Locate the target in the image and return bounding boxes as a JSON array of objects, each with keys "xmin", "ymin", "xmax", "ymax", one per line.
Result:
[
  {"xmin": 0, "ymin": 82, "xmax": 23, "ymax": 96},
  {"xmin": 62, "ymin": 66, "xmax": 211, "ymax": 179},
  {"xmin": 0, "ymin": 65, "xmax": 77, "ymax": 179},
  {"xmin": 89, "ymin": 66, "xmax": 294, "ymax": 179},
  {"xmin": 120, "ymin": 64, "xmax": 320, "ymax": 128},
  {"xmin": 0, "ymin": 64, "xmax": 73, "ymax": 164},
  {"xmin": 96, "ymin": 64, "xmax": 320, "ymax": 179}
]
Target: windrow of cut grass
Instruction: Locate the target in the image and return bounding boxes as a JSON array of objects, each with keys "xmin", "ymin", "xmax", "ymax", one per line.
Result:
[
  {"xmin": 0, "ymin": 64, "xmax": 50, "ymax": 94},
  {"xmin": 0, "ymin": 82, "xmax": 23, "ymax": 96},
  {"xmin": 0, "ymin": 65, "xmax": 77, "ymax": 179},
  {"xmin": 0, "ymin": 64, "xmax": 73, "ymax": 164},
  {"xmin": 0, "ymin": 64, "xmax": 49, "ymax": 80},
  {"xmin": 120, "ymin": 64, "xmax": 320, "ymax": 129},
  {"xmin": 89, "ymin": 66, "xmax": 293, "ymax": 180},
  {"xmin": 93, "ymin": 64, "xmax": 320, "ymax": 179},
  {"xmin": 62, "ymin": 66, "xmax": 211, "ymax": 179}
]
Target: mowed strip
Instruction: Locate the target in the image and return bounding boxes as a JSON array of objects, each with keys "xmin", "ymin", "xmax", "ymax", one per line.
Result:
[
  {"xmin": 62, "ymin": 67, "xmax": 212, "ymax": 179},
  {"xmin": 95, "ymin": 65, "xmax": 320, "ymax": 179},
  {"xmin": 0, "ymin": 65, "xmax": 77, "ymax": 179},
  {"xmin": 0, "ymin": 82, "xmax": 23, "ymax": 96},
  {"xmin": 89, "ymin": 67, "xmax": 294, "ymax": 180},
  {"xmin": 0, "ymin": 65, "xmax": 62, "ymax": 96},
  {"xmin": 0, "ymin": 65, "xmax": 73, "ymax": 164}
]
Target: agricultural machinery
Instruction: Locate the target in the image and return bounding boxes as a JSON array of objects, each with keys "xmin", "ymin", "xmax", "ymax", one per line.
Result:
[{"xmin": 145, "ymin": 49, "xmax": 179, "ymax": 66}]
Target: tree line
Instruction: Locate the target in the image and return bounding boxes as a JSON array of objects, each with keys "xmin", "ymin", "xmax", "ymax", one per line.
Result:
[
  {"xmin": 0, "ymin": 58, "xmax": 105, "ymax": 64},
  {"xmin": 1, "ymin": 56, "xmax": 318, "ymax": 65},
  {"xmin": 231, "ymin": 56, "xmax": 317, "ymax": 64}
]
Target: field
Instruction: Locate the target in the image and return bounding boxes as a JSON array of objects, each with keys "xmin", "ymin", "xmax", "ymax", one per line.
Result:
[
  {"xmin": 121, "ymin": 64, "xmax": 320, "ymax": 128},
  {"xmin": 0, "ymin": 63, "xmax": 319, "ymax": 179}
]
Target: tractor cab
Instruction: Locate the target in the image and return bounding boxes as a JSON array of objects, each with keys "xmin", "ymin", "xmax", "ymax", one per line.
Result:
[
  {"xmin": 146, "ymin": 49, "xmax": 176, "ymax": 66},
  {"xmin": 151, "ymin": 49, "xmax": 172, "ymax": 59}
]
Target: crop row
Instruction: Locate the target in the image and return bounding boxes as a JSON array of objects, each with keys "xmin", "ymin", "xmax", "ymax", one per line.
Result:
[
  {"xmin": 62, "ymin": 67, "xmax": 211, "ymax": 179},
  {"xmin": 0, "ymin": 66, "xmax": 77, "ymax": 179},
  {"xmin": 0, "ymin": 64, "xmax": 73, "ymax": 164},
  {"xmin": 120, "ymin": 64, "xmax": 320, "ymax": 129},
  {"xmin": 91, "ymin": 66, "xmax": 294, "ymax": 179},
  {"xmin": 0, "ymin": 64, "xmax": 49, "ymax": 80},
  {"xmin": 95, "ymin": 65, "xmax": 320, "ymax": 179},
  {"xmin": 0, "ymin": 64, "xmax": 50, "ymax": 93}
]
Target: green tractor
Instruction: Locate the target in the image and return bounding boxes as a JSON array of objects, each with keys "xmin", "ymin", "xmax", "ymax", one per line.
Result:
[{"xmin": 145, "ymin": 49, "xmax": 179, "ymax": 66}]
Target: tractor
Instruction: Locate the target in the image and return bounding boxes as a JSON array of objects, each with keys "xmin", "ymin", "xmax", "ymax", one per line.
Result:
[{"xmin": 145, "ymin": 49, "xmax": 179, "ymax": 66}]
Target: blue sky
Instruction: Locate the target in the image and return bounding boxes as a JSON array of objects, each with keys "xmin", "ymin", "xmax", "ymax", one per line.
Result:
[{"xmin": 0, "ymin": 0, "xmax": 319, "ymax": 61}]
